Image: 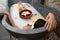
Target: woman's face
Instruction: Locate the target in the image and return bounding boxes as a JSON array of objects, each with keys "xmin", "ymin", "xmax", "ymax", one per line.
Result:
[{"xmin": 19, "ymin": 4, "xmax": 25, "ymax": 11}]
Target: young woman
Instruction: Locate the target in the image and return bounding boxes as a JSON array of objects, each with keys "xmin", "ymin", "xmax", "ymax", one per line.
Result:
[{"xmin": 1, "ymin": 0, "xmax": 60, "ymax": 40}]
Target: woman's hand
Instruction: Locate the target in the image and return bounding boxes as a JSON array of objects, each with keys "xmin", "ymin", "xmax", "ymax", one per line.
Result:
[
  {"xmin": 3, "ymin": 10, "xmax": 9, "ymax": 15},
  {"xmin": 0, "ymin": 10, "xmax": 9, "ymax": 15},
  {"xmin": 44, "ymin": 12, "xmax": 57, "ymax": 32},
  {"xmin": 3, "ymin": 10, "xmax": 18, "ymax": 28}
]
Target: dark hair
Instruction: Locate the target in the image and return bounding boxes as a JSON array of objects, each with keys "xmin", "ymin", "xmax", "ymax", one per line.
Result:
[{"xmin": 34, "ymin": 19, "xmax": 46, "ymax": 29}]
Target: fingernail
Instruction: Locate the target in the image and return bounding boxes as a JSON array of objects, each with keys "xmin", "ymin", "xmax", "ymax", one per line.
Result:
[{"xmin": 48, "ymin": 30, "xmax": 51, "ymax": 32}]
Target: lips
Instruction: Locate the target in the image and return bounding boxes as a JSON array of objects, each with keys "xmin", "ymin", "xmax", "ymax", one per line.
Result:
[
  {"xmin": 20, "ymin": 9, "xmax": 32, "ymax": 19},
  {"xmin": 26, "ymin": 13, "xmax": 31, "ymax": 16}
]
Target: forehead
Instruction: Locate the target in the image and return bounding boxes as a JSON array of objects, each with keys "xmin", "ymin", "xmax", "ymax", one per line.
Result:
[{"xmin": 8, "ymin": 0, "xmax": 31, "ymax": 5}]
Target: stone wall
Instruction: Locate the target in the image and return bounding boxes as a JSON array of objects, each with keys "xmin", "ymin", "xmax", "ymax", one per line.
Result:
[{"xmin": 44, "ymin": 0, "xmax": 60, "ymax": 11}]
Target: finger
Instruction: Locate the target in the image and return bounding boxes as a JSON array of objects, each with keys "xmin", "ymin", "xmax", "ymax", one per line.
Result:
[
  {"xmin": 48, "ymin": 21, "xmax": 55, "ymax": 32},
  {"xmin": 48, "ymin": 22, "xmax": 52, "ymax": 32},
  {"xmin": 48, "ymin": 25, "xmax": 51, "ymax": 32},
  {"xmin": 4, "ymin": 10, "xmax": 9, "ymax": 15},
  {"xmin": 50, "ymin": 25, "xmax": 53, "ymax": 31},
  {"xmin": 46, "ymin": 23, "xmax": 49, "ymax": 30},
  {"xmin": 50, "ymin": 21, "xmax": 56, "ymax": 31},
  {"xmin": 45, "ymin": 21, "xmax": 50, "ymax": 30},
  {"xmin": 54, "ymin": 21, "xmax": 57, "ymax": 29},
  {"xmin": 44, "ymin": 21, "xmax": 48, "ymax": 28},
  {"xmin": 45, "ymin": 15, "xmax": 49, "ymax": 21},
  {"xmin": 53, "ymin": 22, "xmax": 57, "ymax": 29},
  {"xmin": 52, "ymin": 21, "xmax": 56, "ymax": 30}
]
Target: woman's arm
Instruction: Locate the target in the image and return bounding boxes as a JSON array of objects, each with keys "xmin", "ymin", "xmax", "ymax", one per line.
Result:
[
  {"xmin": 44, "ymin": 12, "xmax": 57, "ymax": 32},
  {"xmin": 4, "ymin": 11, "xmax": 18, "ymax": 28}
]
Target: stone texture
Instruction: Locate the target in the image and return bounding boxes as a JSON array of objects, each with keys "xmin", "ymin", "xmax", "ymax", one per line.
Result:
[
  {"xmin": 45, "ymin": 0, "xmax": 60, "ymax": 11},
  {"xmin": 39, "ymin": 31, "xmax": 60, "ymax": 40},
  {"xmin": 10, "ymin": 31, "xmax": 60, "ymax": 40},
  {"xmin": 44, "ymin": 0, "xmax": 60, "ymax": 39},
  {"xmin": 0, "ymin": 23, "xmax": 10, "ymax": 40},
  {"xmin": 0, "ymin": 0, "xmax": 60, "ymax": 40}
]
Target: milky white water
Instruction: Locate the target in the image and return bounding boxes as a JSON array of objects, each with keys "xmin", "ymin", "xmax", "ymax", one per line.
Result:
[{"xmin": 10, "ymin": 3, "xmax": 44, "ymax": 29}]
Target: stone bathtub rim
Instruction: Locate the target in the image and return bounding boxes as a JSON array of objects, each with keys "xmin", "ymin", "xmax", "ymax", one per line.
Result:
[{"xmin": 1, "ymin": 15, "xmax": 47, "ymax": 34}]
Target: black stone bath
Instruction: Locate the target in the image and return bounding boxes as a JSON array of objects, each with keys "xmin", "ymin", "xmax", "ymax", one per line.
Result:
[{"xmin": 1, "ymin": 0, "xmax": 48, "ymax": 40}]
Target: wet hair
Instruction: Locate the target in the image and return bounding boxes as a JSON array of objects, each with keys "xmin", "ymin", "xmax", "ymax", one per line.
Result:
[{"xmin": 34, "ymin": 19, "xmax": 46, "ymax": 29}]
